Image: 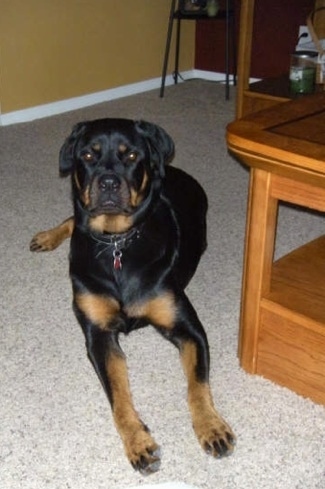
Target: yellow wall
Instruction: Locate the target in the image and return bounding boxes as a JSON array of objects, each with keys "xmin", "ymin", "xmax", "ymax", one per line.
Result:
[{"xmin": 0, "ymin": 0, "xmax": 195, "ymax": 114}]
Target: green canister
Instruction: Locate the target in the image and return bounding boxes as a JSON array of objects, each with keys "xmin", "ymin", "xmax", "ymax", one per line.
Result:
[{"xmin": 290, "ymin": 51, "xmax": 317, "ymax": 94}]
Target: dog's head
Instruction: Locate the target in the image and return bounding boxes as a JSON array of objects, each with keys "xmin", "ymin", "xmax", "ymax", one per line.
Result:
[{"xmin": 59, "ymin": 118, "xmax": 174, "ymax": 234}]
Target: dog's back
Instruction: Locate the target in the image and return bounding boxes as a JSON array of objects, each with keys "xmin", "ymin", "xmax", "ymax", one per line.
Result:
[{"xmin": 164, "ymin": 165, "xmax": 208, "ymax": 288}]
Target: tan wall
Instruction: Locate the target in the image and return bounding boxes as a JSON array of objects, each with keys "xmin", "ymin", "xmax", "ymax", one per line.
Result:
[{"xmin": 0, "ymin": 0, "xmax": 195, "ymax": 114}]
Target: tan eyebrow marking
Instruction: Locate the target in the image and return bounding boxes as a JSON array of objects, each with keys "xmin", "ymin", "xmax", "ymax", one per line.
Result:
[{"xmin": 92, "ymin": 143, "xmax": 101, "ymax": 152}]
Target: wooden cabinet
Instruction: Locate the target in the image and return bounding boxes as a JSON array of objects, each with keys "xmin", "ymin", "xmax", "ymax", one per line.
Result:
[
  {"xmin": 235, "ymin": 0, "xmax": 320, "ymax": 118},
  {"xmin": 227, "ymin": 93, "xmax": 325, "ymax": 404}
]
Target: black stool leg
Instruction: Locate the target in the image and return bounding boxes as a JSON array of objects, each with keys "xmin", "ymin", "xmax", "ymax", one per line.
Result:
[
  {"xmin": 225, "ymin": 0, "xmax": 230, "ymax": 100},
  {"xmin": 174, "ymin": 16, "xmax": 181, "ymax": 84},
  {"xmin": 160, "ymin": 0, "xmax": 177, "ymax": 98},
  {"xmin": 232, "ymin": 1, "xmax": 237, "ymax": 87}
]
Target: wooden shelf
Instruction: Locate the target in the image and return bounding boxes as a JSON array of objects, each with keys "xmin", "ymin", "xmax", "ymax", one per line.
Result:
[
  {"xmin": 240, "ymin": 76, "xmax": 291, "ymax": 114},
  {"xmin": 249, "ymin": 74, "xmax": 292, "ymax": 99},
  {"xmin": 267, "ymin": 235, "xmax": 325, "ymax": 324},
  {"xmin": 256, "ymin": 224, "xmax": 325, "ymax": 405},
  {"xmin": 248, "ymin": 75, "xmax": 325, "ymax": 105},
  {"xmin": 174, "ymin": 9, "xmax": 231, "ymax": 20}
]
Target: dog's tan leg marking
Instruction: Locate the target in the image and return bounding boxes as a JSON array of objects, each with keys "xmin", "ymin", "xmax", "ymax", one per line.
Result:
[
  {"xmin": 30, "ymin": 217, "xmax": 74, "ymax": 252},
  {"xmin": 107, "ymin": 353, "xmax": 160, "ymax": 473},
  {"xmin": 75, "ymin": 293, "xmax": 120, "ymax": 330},
  {"xmin": 126, "ymin": 292, "xmax": 176, "ymax": 329},
  {"xmin": 181, "ymin": 341, "xmax": 235, "ymax": 457}
]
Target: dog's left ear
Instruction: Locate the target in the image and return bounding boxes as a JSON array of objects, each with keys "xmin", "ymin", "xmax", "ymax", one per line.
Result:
[
  {"xmin": 59, "ymin": 122, "xmax": 87, "ymax": 177},
  {"xmin": 135, "ymin": 121, "xmax": 175, "ymax": 176}
]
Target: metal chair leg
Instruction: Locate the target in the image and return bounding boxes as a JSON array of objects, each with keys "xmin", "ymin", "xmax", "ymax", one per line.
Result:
[
  {"xmin": 174, "ymin": 17, "xmax": 181, "ymax": 84},
  {"xmin": 225, "ymin": 0, "xmax": 230, "ymax": 100},
  {"xmin": 160, "ymin": 0, "xmax": 177, "ymax": 98}
]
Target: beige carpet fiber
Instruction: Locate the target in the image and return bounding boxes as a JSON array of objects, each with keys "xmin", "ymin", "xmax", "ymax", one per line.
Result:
[{"xmin": 1, "ymin": 81, "xmax": 324, "ymax": 489}]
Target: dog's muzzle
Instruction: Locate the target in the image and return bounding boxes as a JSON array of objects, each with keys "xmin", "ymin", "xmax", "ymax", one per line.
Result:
[{"xmin": 89, "ymin": 172, "xmax": 131, "ymax": 215}]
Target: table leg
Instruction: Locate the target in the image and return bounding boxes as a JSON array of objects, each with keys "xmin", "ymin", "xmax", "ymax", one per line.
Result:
[{"xmin": 239, "ymin": 168, "xmax": 279, "ymax": 372}]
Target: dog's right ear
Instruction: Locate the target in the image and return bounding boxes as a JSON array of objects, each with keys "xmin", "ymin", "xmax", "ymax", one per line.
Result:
[{"xmin": 59, "ymin": 122, "xmax": 86, "ymax": 176}]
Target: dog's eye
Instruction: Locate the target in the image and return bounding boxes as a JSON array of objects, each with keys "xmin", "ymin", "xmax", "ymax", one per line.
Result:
[
  {"xmin": 83, "ymin": 152, "xmax": 94, "ymax": 163},
  {"xmin": 128, "ymin": 151, "xmax": 138, "ymax": 162}
]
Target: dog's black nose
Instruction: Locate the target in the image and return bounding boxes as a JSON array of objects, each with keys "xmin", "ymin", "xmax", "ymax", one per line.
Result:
[{"xmin": 98, "ymin": 173, "xmax": 121, "ymax": 192}]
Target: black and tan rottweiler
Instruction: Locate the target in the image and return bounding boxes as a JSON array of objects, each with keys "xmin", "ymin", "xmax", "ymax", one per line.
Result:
[{"xmin": 30, "ymin": 118, "xmax": 235, "ymax": 474}]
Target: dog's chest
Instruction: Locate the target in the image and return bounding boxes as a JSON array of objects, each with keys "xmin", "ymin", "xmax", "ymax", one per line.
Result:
[{"xmin": 70, "ymin": 229, "xmax": 177, "ymax": 298}]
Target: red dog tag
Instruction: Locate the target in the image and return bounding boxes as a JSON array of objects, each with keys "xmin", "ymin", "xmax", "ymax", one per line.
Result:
[{"xmin": 113, "ymin": 248, "xmax": 122, "ymax": 270}]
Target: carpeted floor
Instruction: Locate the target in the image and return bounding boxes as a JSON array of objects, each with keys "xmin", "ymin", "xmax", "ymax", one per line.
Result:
[{"xmin": 1, "ymin": 81, "xmax": 324, "ymax": 489}]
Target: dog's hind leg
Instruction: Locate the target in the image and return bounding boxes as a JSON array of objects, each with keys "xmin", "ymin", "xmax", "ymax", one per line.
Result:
[{"xmin": 30, "ymin": 216, "xmax": 74, "ymax": 252}]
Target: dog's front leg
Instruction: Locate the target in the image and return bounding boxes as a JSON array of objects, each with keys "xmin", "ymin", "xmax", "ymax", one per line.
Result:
[
  {"xmin": 154, "ymin": 292, "xmax": 236, "ymax": 458},
  {"xmin": 105, "ymin": 346, "xmax": 161, "ymax": 474},
  {"xmin": 74, "ymin": 295, "xmax": 160, "ymax": 474},
  {"xmin": 179, "ymin": 336, "xmax": 236, "ymax": 458},
  {"xmin": 30, "ymin": 216, "xmax": 74, "ymax": 252}
]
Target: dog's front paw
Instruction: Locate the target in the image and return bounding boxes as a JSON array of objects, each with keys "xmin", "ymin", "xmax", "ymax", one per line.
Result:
[
  {"xmin": 124, "ymin": 430, "xmax": 161, "ymax": 475},
  {"xmin": 30, "ymin": 218, "xmax": 73, "ymax": 252},
  {"xmin": 194, "ymin": 413, "xmax": 236, "ymax": 458},
  {"xmin": 30, "ymin": 230, "xmax": 61, "ymax": 252},
  {"xmin": 30, "ymin": 231, "xmax": 52, "ymax": 252}
]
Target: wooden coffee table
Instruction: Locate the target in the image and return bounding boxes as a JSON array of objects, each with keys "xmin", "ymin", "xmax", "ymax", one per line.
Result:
[{"xmin": 227, "ymin": 92, "xmax": 325, "ymax": 405}]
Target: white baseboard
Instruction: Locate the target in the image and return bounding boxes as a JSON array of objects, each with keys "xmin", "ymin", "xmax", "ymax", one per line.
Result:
[
  {"xmin": 0, "ymin": 70, "xmax": 230, "ymax": 126},
  {"xmin": 189, "ymin": 69, "xmax": 233, "ymax": 82}
]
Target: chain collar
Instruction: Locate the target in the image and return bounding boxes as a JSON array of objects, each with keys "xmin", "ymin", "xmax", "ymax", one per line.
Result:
[{"xmin": 90, "ymin": 227, "xmax": 141, "ymax": 270}]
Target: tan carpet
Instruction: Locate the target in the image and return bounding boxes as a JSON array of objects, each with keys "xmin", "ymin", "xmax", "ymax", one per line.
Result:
[{"xmin": 1, "ymin": 81, "xmax": 324, "ymax": 489}]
